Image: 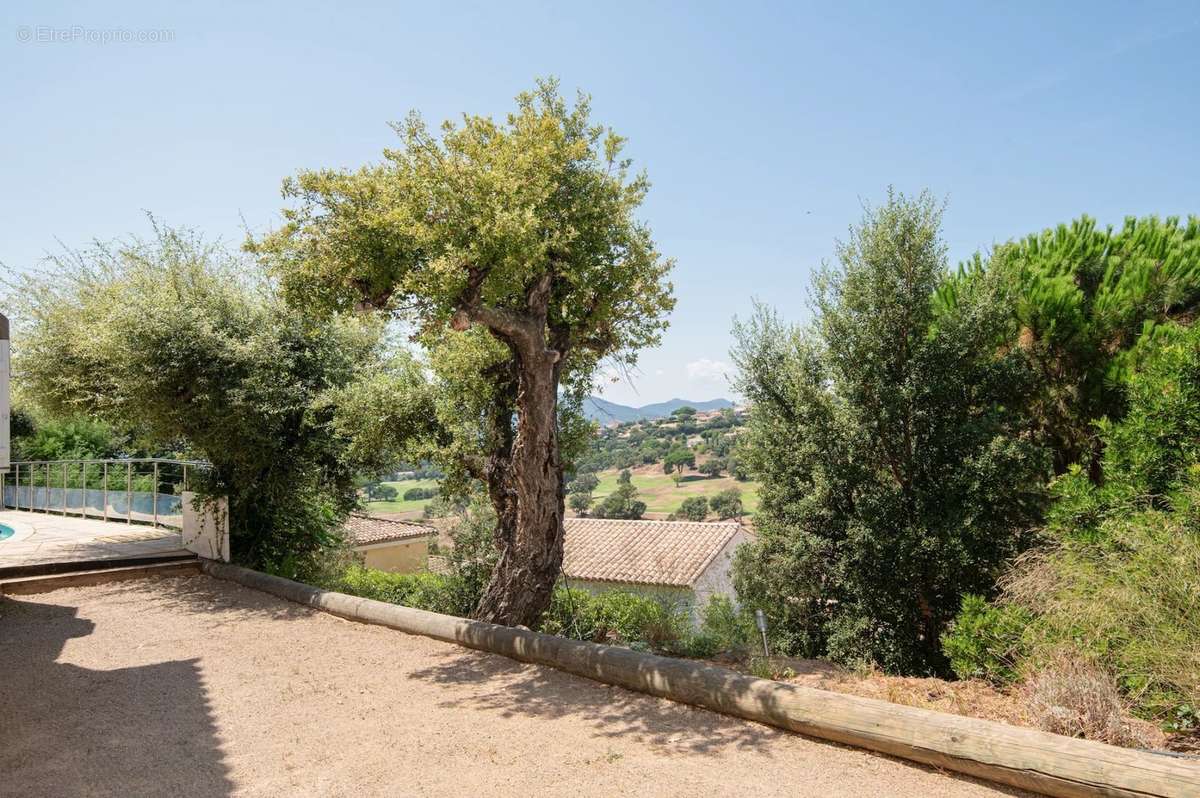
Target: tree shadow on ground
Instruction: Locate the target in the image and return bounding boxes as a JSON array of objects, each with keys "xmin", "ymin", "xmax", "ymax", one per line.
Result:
[
  {"xmin": 406, "ymin": 642, "xmax": 1032, "ymax": 796},
  {"xmin": 408, "ymin": 645, "xmax": 779, "ymax": 754},
  {"xmin": 0, "ymin": 594, "xmax": 233, "ymax": 797},
  {"xmin": 93, "ymin": 573, "xmax": 316, "ymax": 625}
]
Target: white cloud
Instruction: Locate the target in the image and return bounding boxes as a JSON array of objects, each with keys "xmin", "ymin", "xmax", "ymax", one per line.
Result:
[{"xmin": 686, "ymin": 358, "xmax": 733, "ymax": 381}]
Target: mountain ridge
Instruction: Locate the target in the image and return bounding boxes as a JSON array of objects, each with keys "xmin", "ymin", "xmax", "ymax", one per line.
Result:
[{"xmin": 583, "ymin": 396, "xmax": 733, "ymax": 423}]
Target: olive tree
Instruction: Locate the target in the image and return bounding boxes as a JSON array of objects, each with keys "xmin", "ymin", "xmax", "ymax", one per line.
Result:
[
  {"xmin": 10, "ymin": 224, "xmax": 381, "ymax": 572},
  {"xmin": 253, "ymin": 81, "xmax": 674, "ymax": 625},
  {"xmin": 732, "ymin": 190, "xmax": 1048, "ymax": 674}
]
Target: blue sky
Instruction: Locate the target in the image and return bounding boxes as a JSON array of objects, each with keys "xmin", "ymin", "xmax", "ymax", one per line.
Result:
[{"xmin": 2, "ymin": 1, "xmax": 1198, "ymax": 405}]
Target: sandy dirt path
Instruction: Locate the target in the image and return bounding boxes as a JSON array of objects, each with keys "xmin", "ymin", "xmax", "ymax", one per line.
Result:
[{"xmin": 0, "ymin": 575, "xmax": 1029, "ymax": 798}]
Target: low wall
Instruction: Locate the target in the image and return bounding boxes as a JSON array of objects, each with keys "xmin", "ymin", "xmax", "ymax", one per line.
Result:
[{"xmin": 201, "ymin": 561, "xmax": 1197, "ymax": 798}]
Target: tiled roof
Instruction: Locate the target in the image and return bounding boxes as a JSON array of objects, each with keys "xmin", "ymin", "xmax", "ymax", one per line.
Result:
[
  {"xmin": 344, "ymin": 514, "xmax": 437, "ymax": 546},
  {"xmin": 562, "ymin": 518, "xmax": 744, "ymax": 588}
]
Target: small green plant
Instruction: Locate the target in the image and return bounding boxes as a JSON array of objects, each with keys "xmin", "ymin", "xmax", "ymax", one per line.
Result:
[
  {"xmin": 329, "ymin": 565, "xmax": 473, "ymax": 617},
  {"xmin": 748, "ymin": 656, "xmax": 775, "ymax": 679},
  {"xmin": 698, "ymin": 595, "xmax": 757, "ymax": 657},
  {"xmin": 941, "ymin": 594, "xmax": 1030, "ymax": 684},
  {"xmin": 540, "ymin": 586, "xmax": 690, "ymax": 652}
]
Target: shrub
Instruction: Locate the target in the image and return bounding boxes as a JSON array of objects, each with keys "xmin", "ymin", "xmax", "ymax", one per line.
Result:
[
  {"xmin": 676, "ymin": 496, "xmax": 708, "ymax": 521},
  {"xmin": 363, "ymin": 483, "xmax": 399, "ymax": 502},
  {"xmin": 568, "ymin": 491, "xmax": 592, "ymax": 515},
  {"xmin": 699, "ymin": 595, "xmax": 757, "ymax": 658},
  {"xmin": 403, "ymin": 486, "xmax": 439, "ymax": 501},
  {"xmin": 330, "ymin": 565, "xmax": 473, "ymax": 617},
  {"xmin": 540, "ymin": 587, "xmax": 689, "ymax": 652},
  {"xmin": 11, "ymin": 225, "xmax": 381, "ymax": 574},
  {"xmin": 959, "ymin": 323, "xmax": 1200, "ymax": 723},
  {"xmin": 592, "ymin": 470, "xmax": 646, "ymax": 519},
  {"xmin": 708, "ymin": 488, "xmax": 743, "ymax": 520},
  {"xmin": 941, "ymin": 594, "xmax": 1030, "ymax": 684}
]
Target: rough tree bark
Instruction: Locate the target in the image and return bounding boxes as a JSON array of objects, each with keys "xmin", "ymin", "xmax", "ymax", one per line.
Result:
[{"xmin": 454, "ymin": 272, "xmax": 567, "ymax": 627}]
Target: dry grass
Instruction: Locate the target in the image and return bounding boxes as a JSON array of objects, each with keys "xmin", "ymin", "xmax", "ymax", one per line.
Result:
[
  {"xmin": 760, "ymin": 656, "xmax": 1170, "ymax": 750},
  {"xmin": 1023, "ymin": 656, "xmax": 1163, "ymax": 749},
  {"xmin": 768, "ymin": 658, "xmax": 1032, "ymax": 729}
]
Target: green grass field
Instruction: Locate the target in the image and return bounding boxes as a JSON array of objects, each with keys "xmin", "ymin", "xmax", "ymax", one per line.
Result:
[
  {"xmin": 364, "ymin": 469, "xmax": 759, "ymax": 521},
  {"xmin": 361, "ymin": 478, "xmax": 441, "ymax": 516},
  {"xmin": 588, "ymin": 466, "xmax": 759, "ymax": 518}
]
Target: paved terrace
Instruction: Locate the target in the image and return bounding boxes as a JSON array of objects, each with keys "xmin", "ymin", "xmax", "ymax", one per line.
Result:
[
  {"xmin": 0, "ymin": 574, "xmax": 1030, "ymax": 797},
  {"xmin": 0, "ymin": 510, "xmax": 189, "ymax": 571}
]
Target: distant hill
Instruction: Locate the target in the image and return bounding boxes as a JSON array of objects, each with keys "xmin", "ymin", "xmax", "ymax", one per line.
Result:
[{"xmin": 583, "ymin": 396, "xmax": 733, "ymax": 423}]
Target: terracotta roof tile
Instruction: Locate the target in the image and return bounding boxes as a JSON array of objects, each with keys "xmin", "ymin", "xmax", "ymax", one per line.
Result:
[
  {"xmin": 562, "ymin": 518, "xmax": 744, "ymax": 588},
  {"xmin": 345, "ymin": 514, "xmax": 437, "ymax": 546}
]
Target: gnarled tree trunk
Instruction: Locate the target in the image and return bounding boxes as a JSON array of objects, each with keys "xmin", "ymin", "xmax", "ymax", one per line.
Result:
[
  {"xmin": 473, "ymin": 351, "xmax": 564, "ymax": 626},
  {"xmin": 458, "ymin": 273, "xmax": 568, "ymax": 628}
]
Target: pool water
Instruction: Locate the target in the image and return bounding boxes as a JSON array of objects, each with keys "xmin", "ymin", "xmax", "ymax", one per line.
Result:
[{"xmin": 0, "ymin": 523, "xmax": 12, "ymax": 541}]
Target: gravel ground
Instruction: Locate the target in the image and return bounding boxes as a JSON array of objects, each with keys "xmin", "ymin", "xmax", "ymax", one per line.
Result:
[{"xmin": 0, "ymin": 575, "xmax": 1030, "ymax": 798}]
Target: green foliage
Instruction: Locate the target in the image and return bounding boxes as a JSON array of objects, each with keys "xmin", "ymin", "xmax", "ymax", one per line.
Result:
[
  {"xmin": 940, "ymin": 595, "xmax": 1031, "ymax": 684},
  {"xmin": 980, "ymin": 323, "xmax": 1200, "ymax": 721},
  {"xmin": 331, "ymin": 565, "xmax": 474, "ymax": 616},
  {"xmin": 578, "ymin": 410, "xmax": 746, "ymax": 474},
  {"xmin": 569, "ymin": 472, "xmax": 600, "ymax": 495},
  {"xmin": 255, "ymin": 81, "xmax": 674, "ymax": 623},
  {"xmin": 675, "ymin": 496, "xmax": 708, "ymax": 521},
  {"xmin": 11, "ymin": 416, "xmax": 124, "ymax": 461},
  {"xmin": 402, "ymin": 486, "xmax": 438, "ymax": 501},
  {"xmin": 540, "ymin": 587, "xmax": 691, "ymax": 653},
  {"xmin": 662, "ymin": 445, "xmax": 695, "ymax": 475},
  {"xmin": 732, "ymin": 190, "xmax": 1049, "ymax": 675},
  {"xmin": 699, "ymin": 595, "xmax": 758, "ymax": 658},
  {"xmin": 567, "ymin": 471, "xmax": 599, "ymax": 515},
  {"xmin": 441, "ymin": 497, "xmax": 501, "ymax": 609},
  {"xmin": 11, "ymin": 223, "xmax": 380, "ymax": 573},
  {"xmin": 368, "ymin": 484, "xmax": 399, "ymax": 502},
  {"xmin": 567, "ymin": 491, "xmax": 592, "ymax": 515},
  {"xmin": 591, "ymin": 469, "xmax": 646, "ymax": 519},
  {"xmin": 936, "ymin": 215, "xmax": 1200, "ymax": 474},
  {"xmin": 697, "ymin": 458, "xmax": 725, "ymax": 477},
  {"xmin": 708, "ymin": 488, "xmax": 743, "ymax": 520}
]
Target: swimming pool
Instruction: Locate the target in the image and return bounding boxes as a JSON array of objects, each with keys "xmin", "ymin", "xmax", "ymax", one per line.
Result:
[{"xmin": 0, "ymin": 523, "xmax": 12, "ymax": 541}]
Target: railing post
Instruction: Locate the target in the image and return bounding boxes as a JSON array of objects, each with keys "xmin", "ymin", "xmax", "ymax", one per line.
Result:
[
  {"xmin": 153, "ymin": 461, "xmax": 159, "ymax": 529},
  {"xmin": 126, "ymin": 461, "xmax": 132, "ymax": 525},
  {"xmin": 62, "ymin": 462, "xmax": 67, "ymax": 516},
  {"xmin": 15, "ymin": 462, "xmax": 20, "ymax": 511},
  {"xmin": 103, "ymin": 462, "xmax": 109, "ymax": 522}
]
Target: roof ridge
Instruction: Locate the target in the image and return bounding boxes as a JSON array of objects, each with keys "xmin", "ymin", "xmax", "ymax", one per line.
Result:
[
  {"xmin": 566, "ymin": 517, "xmax": 739, "ymax": 527},
  {"xmin": 349, "ymin": 512, "xmax": 434, "ymax": 528}
]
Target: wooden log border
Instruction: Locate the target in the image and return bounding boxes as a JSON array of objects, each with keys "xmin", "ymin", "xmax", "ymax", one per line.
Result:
[{"xmin": 201, "ymin": 561, "xmax": 1197, "ymax": 798}]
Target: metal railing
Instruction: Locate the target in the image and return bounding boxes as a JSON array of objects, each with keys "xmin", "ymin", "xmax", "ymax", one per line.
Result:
[{"xmin": 1, "ymin": 458, "xmax": 209, "ymax": 530}]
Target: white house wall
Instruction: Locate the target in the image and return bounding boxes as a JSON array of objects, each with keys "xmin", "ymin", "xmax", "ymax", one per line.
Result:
[{"xmin": 690, "ymin": 528, "xmax": 753, "ymax": 619}]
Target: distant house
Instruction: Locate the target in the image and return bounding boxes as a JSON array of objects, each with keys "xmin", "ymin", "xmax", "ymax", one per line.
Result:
[
  {"xmin": 562, "ymin": 518, "xmax": 752, "ymax": 623},
  {"xmin": 344, "ymin": 514, "xmax": 438, "ymax": 573}
]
